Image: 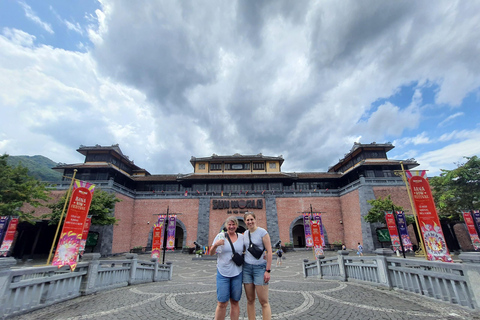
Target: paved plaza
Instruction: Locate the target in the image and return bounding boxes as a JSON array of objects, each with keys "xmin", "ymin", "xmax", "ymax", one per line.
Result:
[{"xmin": 10, "ymin": 251, "xmax": 480, "ymax": 320}]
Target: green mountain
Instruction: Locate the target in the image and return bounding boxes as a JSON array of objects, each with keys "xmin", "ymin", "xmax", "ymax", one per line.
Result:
[{"xmin": 6, "ymin": 155, "xmax": 63, "ymax": 181}]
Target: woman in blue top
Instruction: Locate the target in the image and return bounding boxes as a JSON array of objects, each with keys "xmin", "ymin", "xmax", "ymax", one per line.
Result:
[
  {"xmin": 210, "ymin": 216, "xmax": 244, "ymax": 320},
  {"xmin": 243, "ymin": 212, "xmax": 272, "ymax": 320}
]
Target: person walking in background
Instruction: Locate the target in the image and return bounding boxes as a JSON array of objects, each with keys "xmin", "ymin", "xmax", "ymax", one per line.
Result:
[
  {"xmin": 210, "ymin": 217, "xmax": 245, "ymax": 320},
  {"xmin": 275, "ymin": 248, "xmax": 283, "ymax": 266},
  {"xmin": 357, "ymin": 242, "xmax": 363, "ymax": 256},
  {"xmin": 243, "ymin": 212, "xmax": 272, "ymax": 320}
]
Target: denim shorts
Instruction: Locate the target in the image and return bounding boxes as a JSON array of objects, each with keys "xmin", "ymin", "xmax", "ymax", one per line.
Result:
[
  {"xmin": 216, "ymin": 270, "xmax": 243, "ymax": 303},
  {"xmin": 243, "ymin": 262, "xmax": 267, "ymax": 286}
]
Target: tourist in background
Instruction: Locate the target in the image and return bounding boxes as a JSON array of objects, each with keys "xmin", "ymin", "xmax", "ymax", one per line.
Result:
[
  {"xmin": 243, "ymin": 212, "xmax": 272, "ymax": 320},
  {"xmin": 210, "ymin": 217, "xmax": 244, "ymax": 320}
]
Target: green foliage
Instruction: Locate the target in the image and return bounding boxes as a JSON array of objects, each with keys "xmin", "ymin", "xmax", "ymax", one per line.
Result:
[
  {"xmin": 0, "ymin": 154, "xmax": 50, "ymax": 223},
  {"xmin": 429, "ymin": 156, "xmax": 480, "ymax": 220},
  {"xmin": 364, "ymin": 195, "xmax": 405, "ymax": 224},
  {"xmin": 6, "ymin": 155, "xmax": 63, "ymax": 181},
  {"xmin": 44, "ymin": 188, "xmax": 120, "ymax": 226}
]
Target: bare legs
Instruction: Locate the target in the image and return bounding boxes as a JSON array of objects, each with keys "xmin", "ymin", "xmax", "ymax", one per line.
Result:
[
  {"xmin": 244, "ymin": 283, "xmax": 271, "ymax": 320},
  {"xmin": 214, "ymin": 299, "xmax": 239, "ymax": 320}
]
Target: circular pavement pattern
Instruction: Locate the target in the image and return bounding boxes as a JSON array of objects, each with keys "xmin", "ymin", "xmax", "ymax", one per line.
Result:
[{"xmin": 10, "ymin": 251, "xmax": 480, "ymax": 320}]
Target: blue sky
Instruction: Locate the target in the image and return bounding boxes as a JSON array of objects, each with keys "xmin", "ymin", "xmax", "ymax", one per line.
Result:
[{"xmin": 0, "ymin": 0, "xmax": 479, "ymax": 176}]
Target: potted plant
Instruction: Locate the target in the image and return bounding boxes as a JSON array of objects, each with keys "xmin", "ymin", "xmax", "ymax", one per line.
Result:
[
  {"xmin": 283, "ymin": 242, "xmax": 293, "ymax": 252},
  {"xmin": 331, "ymin": 240, "xmax": 343, "ymax": 251},
  {"xmin": 131, "ymin": 245, "xmax": 144, "ymax": 253},
  {"xmin": 195, "ymin": 249, "xmax": 203, "ymax": 258}
]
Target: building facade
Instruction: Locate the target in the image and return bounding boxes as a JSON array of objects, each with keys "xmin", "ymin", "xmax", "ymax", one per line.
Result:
[{"xmin": 51, "ymin": 142, "xmax": 419, "ymax": 256}]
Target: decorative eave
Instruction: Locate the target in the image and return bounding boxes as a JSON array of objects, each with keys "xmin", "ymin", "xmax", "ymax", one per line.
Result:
[
  {"xmin": 328, "ymin": 142, "xmax": 394, "ymax": 172},
  {"xmin": 190, "ymin": 153, "xmax": 284, "ymax": 167},
  {"xmin": 177, "ymin": 172, "xmax": 295, "ymax": 182}
]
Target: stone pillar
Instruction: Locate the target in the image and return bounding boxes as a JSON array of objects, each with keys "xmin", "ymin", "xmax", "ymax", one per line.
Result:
[
  {"xmin": 151, "ymin": 258, "xmax": 159, "ymax": 282},
  {"xmin": 374, "ymin": 248, "xmax": 393, "ymax": 288},
  {"xmin": 167, "ymin": 261, "xmax": 173, "ymax": 280},
  {"xmin": 80, "ymin": 253, "xmax": 101, "ymax": 295},
  {"xmin": 0, "ymin": 258, "xmax": 16, "ymax": 318},
  {"xmin": 458, "ymin": 252, "xmax": 480, "ymax": 309},
  {"xmin": 337, "ymin": 250, "xmax": 349, "ymax": 281},
  {"xmin": 126, "ymin": 253, "xmax": 138, "ymax": 285}
]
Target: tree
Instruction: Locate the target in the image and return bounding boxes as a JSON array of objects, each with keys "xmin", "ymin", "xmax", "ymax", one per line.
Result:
[
  {"xmin": 0, "ymin": 154, "xmax": 50, "ymax": 223},
  {"xmin": 364, "ymin": 195, "xmax": 406, "ymax": 224},
  {"xmin": 45, "ymin": 188, "xmax": 121, "ymax": 226},
  {"xmin": 429, "ymin": 156, "xmax": 480, "ymax": 220}
]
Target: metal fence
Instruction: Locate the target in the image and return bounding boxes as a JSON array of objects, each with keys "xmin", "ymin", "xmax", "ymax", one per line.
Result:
[
  {"xmin": 0, "ymin": 253, "xmax": 172, "ymax": 319},
  {"xmin": 303, "ymin": 249, "xmax": 480, "ymax": 310}
]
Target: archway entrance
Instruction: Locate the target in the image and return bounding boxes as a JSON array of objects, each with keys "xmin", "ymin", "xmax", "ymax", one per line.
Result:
[{"xmin": 292, "ymin": 224, "xmax": 305, "ymax": 248}]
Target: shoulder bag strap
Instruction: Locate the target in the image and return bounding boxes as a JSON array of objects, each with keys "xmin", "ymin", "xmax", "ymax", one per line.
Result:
[
  {"xmin": 248, "ymin": 230, "xmax": 264, "ymax": 250},
  {"xmin": 225, "ymin": 232, "xmax": 236, "ymax": 254}
]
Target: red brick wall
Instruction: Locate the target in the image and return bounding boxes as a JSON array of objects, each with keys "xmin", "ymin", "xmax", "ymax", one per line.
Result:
[
  {"xmin": 373, "ymin": 186, "xmax": 412, "ymax": 214},
  {"xmin": 113, "ymin": 198, "xmax": 200, "ymax": 252},
  {"xmin": 276, "ymin": 197, "xmax": 343, "ymax": 245},
  {"xmin": 339, "ymin": 190, "xmax": 362, "ymax": 249}
]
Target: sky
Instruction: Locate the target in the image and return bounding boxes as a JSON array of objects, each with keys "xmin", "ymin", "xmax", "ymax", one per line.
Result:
[{"xmin": 0, "ymin": 1, "xmax": 479, "ymax": 176}]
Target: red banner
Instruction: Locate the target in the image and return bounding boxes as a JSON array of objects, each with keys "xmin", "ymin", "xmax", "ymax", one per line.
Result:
[
  {"xmin": 52, "ymin": 181, "xmax": 95, "ymax": 270},
  {"xmin": 406, "ymin": 171, "xmax": 452, "ymax": 262},
  {"xmin": 310, "ymin": 220, "xmax": 324, "ymax": 258},
  {"xmin": 79, "ymin": 216, "xmax": 92, "ymax": 255},
  {"xmin": 385, "ymin": 211, "xmax": 401, "ymax": 251},
  {"xmin": 151, "ymin": 224, "xmax": 164, "ymax": 259},
  {"xmin": 0, "ymin": 217, "xmax": 19, "ymax": 257},
  {"xmin": 463, "ymin": 211, "xmax": 480, "ymax": 250}
]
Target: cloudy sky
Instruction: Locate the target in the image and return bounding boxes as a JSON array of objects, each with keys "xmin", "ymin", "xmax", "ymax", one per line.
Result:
[{"xmin": 0, "ymin": 1, "xmax": 479, "ymax": 176}]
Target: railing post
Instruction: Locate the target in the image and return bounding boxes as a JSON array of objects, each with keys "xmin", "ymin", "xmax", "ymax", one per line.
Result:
[
  {"xmin": 0, "ymin": 258, "xmax": 16, "ymax": 318},
  {"xmin": 303, "ymin": 259, "xmax": 309, "ymax": 278},
  {"xmin": 316, "ymin": 256, "xmax": 325, "ymax": 278},
  {"xmin": 166, "ymin": 262, "xmax": 173, "ymax": 280},
  {"xmin": 80, "ymin": 253, "xmax": 101, "ymax": 296},
  {"xmin": 459, "ymin": 252, "xmax": 480, "ymax": 309},
  {"xmin": 126, "ymin": 253, "xmax": 138, "ymax": 285},
  {"xmin": 337, "ymin": 250, "xmax": 349, "ymax": 281},
  {"xmin": 151, "ymin": 258, "xmax": 159, "ymax": 282},
  {"xmin": 374, "ymin": 248, "xmax": 394, "ymax": 288}
]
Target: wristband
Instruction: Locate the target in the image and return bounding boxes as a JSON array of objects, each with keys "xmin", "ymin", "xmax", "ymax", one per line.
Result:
[{"xmin": 266, "ymin": 269, "xmax": 271, "ymax": 273}]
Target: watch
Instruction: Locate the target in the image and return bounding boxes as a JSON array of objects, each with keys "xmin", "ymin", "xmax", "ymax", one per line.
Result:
[{"xmin": 266, "ymin": 269, "xmax": 271, "ymax": 273}]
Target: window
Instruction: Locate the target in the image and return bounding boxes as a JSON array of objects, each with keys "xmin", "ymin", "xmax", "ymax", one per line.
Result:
[
  {"xmin": 253, "ymin": 162, "xmax": 265, "ymax": 170},
  {"xmin": 225, "ymin": 163, "xmax": 250, "ymax": 170},
  {"xmin": 211, "ymin": 163, "xmax": 222, "ymax": 171},
  {"xmin": 269, "ymin": 162, "xmax": 276, "ymax": 169},
  {"xmin": 198, "ymin": 163, "xmax": 205, "ymax": 170}
]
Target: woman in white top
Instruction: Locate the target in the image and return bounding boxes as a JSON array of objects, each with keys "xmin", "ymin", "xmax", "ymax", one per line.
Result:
[
  {"xmin": 243, "ymin": 212, "xmax": 272, "ymax": 320},
  {"xmin": 210, "ymin": 216, "xmax": 244, "ymax": 320}
]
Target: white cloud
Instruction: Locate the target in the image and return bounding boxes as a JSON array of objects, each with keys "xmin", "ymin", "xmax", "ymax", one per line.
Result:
[
  {"xmin": 438, "ymin": 112, "xmax": 464, "ymax": 127},
  {"xmin": 19, "ymin": 1, "xmax": 54, "ymax": 34}
]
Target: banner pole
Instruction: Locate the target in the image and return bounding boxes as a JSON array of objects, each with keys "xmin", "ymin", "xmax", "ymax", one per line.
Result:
[
  {"xmin": 399, "ymin": 162, "xmax": 427, "ymax": 260},
  {"xmin": 46, "ymin": 169, "xmax": 77, "ymax": 265}
]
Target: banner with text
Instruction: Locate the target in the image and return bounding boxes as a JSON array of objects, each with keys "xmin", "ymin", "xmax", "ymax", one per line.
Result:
[
  {"xmin": 151, "ymin": 223, "xmax": 164, "ymax": 259},
  {"xmin": 385, "ymin": 211, "xmax": 401, "ymax": 251},
  {"xmin": 472, "ymin": 211, "xmax": 480, "ymax": 238},
  {"xmin": 406, "ymin": 170, "xmax": 452, "ymax": 262},
  {"xmin": 312, "ymin": 213, "xmax": 325, "ymax": 248},
  {"xmin": 310, "ymin": 220, "xmax": 324, "ymax": 258},
  {"xmin": 0, "ymin": 216, "xmax": 9, "ymax": 244},
  {"xmin": 303, "ymin": 213, "xmax": 313, "ymax": 247},
  {"xmin": 79, "ymin": 216, "xmax": 92, "ymax": 255},
  {"xmin": 0, "ymin": 216, "xmax": 19, "ymax": 257},
  {"xmin": 462, "ymin": 211, "xmax": 480, "ymax": 251},
  {"xmin": 52, "ymin": 180, "xmax": 95, "ymax": 270},
  {"xmin": 166, "ymin": 215, "xmax": 177, "ymax": 250},
  {"xmin": 395, "ymin": 211, "xmax": 413, "ymax": 251}
]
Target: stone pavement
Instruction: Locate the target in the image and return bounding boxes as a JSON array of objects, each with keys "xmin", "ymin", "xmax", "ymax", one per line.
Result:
[{"xmin": 10, "ymin": 251, "xmax": 480, "ymax": 320}]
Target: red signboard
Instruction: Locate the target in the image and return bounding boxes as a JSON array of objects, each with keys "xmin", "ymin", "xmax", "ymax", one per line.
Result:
[
  {"xmin": 463, "ymin": 211, "xmax": 480, "ymax": 250},
  {"xmin": 151, "ymin": 224, "xmax": 164, "ymax": 259},
  {"xmin": 406, "ymin": 170, "xmax": 452, "ymax": 262},
  {"xmin": 310, "ymin": 220, "xmax": 324, "ymax": 258},
  {"xmin": 385, "ymin": 211, "xmax": 401, "ymax": 251},
  {"xmin": 0, "ymin": 217, "xmax": 19, "ymax": 257},
  {"xmin": 52, "ymin": 182, "xmax": 94, "ymax": 270},
  {"xmin": 79, "ymin": 216, "xmax": 92, "ymax": 254}
]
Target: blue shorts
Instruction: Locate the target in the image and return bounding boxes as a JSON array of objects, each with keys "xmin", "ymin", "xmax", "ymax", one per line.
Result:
[
  {"xmin": 216, "ymin": 270, "xmax": 243, "ymax": 303},
  {"xmin": 243, "ymin": 262, "xmax": 267, "ymax": 286}
]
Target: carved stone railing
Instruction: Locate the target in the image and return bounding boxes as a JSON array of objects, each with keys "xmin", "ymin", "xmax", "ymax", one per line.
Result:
[
  {"xmin": 0, "ymin": 253, "xmax": 172, "ymax": 319},
  {"xmin": 303, "ymin": 249, "xmax": 480, "ymax": 310}
]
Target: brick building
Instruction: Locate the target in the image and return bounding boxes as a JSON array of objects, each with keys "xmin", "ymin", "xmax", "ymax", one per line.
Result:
[{"xmin": 49, "ymin": 142, "xmax": 418, "ymax": 256}]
